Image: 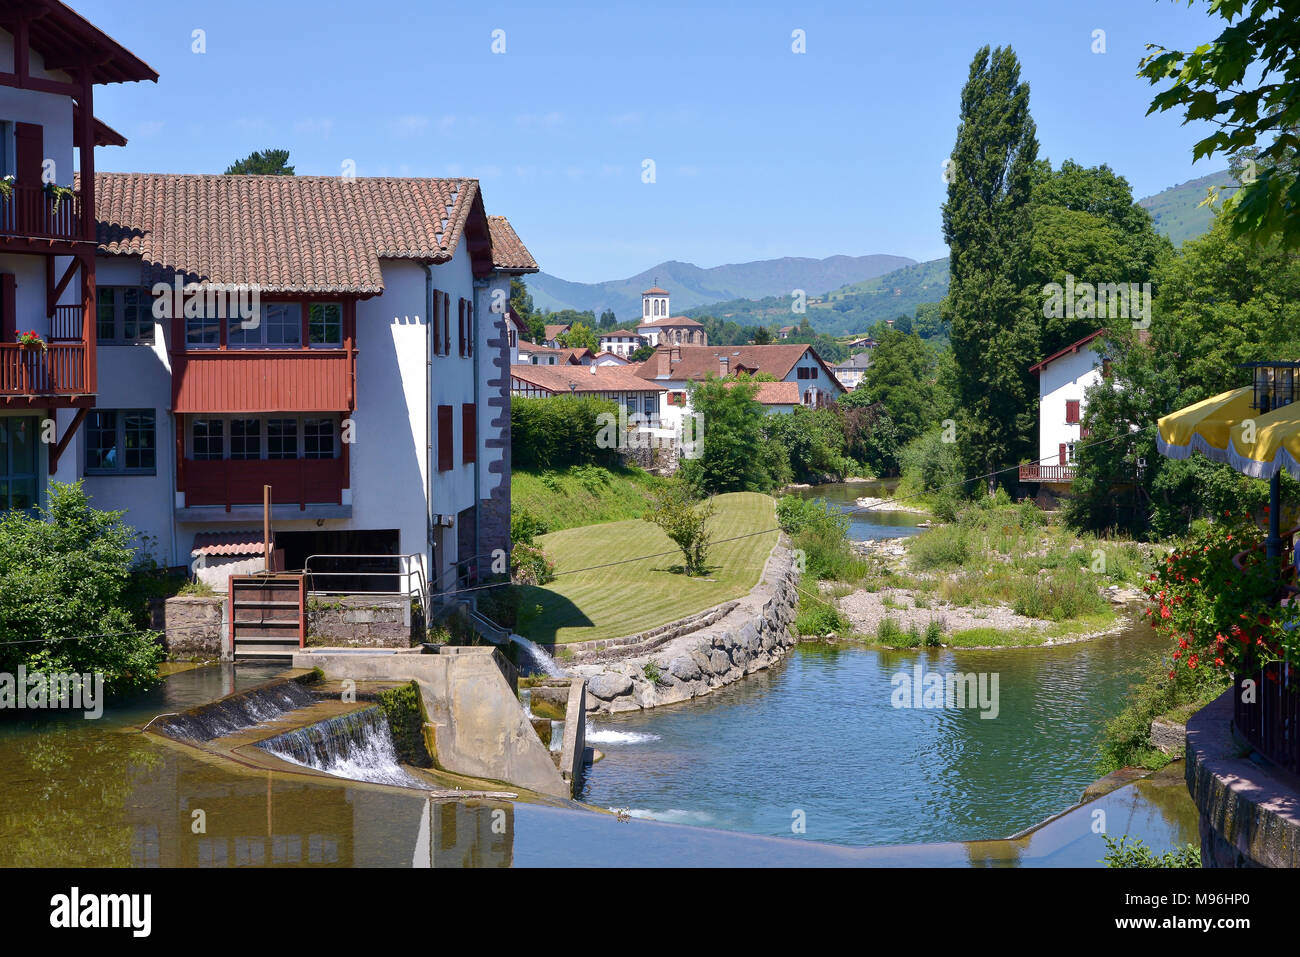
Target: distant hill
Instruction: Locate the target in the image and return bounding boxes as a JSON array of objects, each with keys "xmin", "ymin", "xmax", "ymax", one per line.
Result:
[
  {"xmin": 684, "ymin": 256, "xmax": 951, "ymax": 337},
  {"xmin": 526, "ymin": 254, "xmax": 916, "ymax": 320},
  {"xmin": 1138, "ymin": 169, "xmax": 1234, "ymax": 246}
]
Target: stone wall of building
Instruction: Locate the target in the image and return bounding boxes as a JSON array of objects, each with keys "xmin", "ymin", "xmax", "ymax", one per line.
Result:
[
  {"xmin": 571, "ymin": 541, "xmax": 799, "ymax": 714},
  {"xmin": 480, "ymin": 312, "xmax": 512, "ymax": 581},
  {"xmin": 164, "ymin": 596, "xmax": 226, "ymax": 661}
]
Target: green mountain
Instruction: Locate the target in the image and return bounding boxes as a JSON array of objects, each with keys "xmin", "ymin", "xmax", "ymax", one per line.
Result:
[
  {"xmin": 526, "ymin": 254, "xmax": 915, "ymax": 320},
  {"xmin": 684, "ymin": 256, "xmax": 951, "ymax": 337},
  {"xmin": 1138, "ymin": 169, "xmax": 1234, "ymax": 246}
]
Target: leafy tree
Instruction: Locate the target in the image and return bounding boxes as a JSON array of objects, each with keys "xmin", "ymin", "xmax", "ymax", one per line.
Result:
[
  {"xmin": 511, "ymin": 278, "xmax": 535, "ymax": 336},
  {"xmin": 860, "ymin": 328, "xmax": 945, "ymax": 471},
  {"xmin": 753, "ymin": 325, "xmax": 773, "ymax": 344},
  {"xmin": 225, "ymin": 148, "xmax": 294, "ymax": 175},
  {"xmin": 629, "ymin": 344, "xmax": 655, "ymax": 362},
  {"xmin": 643, "ymin": 484, "xmax": 716, "ymax": 576},
  {"xmin": 558, "ymin": 321, "xmax": 599, "ymax": 352},
  {"xmin": 0, "ymin": 482, "xmax": 164, "ymax": 695},
  {"xmin": 1139, "ymin": 0, "xmax": 1300, "ymax": 249},
  {"xmin": 680, "ymin": 376, "xmax": 767, "ymax": 493},
  {"xmin": 763, "ymin": 407, "xmax": 853, "ymax": 483},
  {"xmin": 942, "ymin": 45, "xmax": 1041, "ymax": 493},
  {"xmin": 598, "ymin": 309, "xmax": 618, "ymax": 330}
]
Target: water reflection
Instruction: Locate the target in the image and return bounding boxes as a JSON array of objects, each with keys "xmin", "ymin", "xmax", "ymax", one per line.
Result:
[{"xmin": 793, "ymin": 481, "xmax": 928, "ymax": 541}]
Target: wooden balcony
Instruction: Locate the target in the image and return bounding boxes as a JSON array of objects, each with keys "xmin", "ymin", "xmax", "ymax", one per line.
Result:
[
  {"xmin": 173, "ymin": 349, "xmax": 354, "ymax": 413},
  {"xmin": 1018, "ymin": 463, "xmax": 1076, "ymax": 483},
  {"xmin": 0, "ymin": 341, "xmax": 92, "ymax": 406},
  {"xmin": 0, "ymin": 185, "xmax": 85, "ymax": 243},
  {"xmin": 182, "ymin": 457, "xmax": 347, "ymax": 511}
]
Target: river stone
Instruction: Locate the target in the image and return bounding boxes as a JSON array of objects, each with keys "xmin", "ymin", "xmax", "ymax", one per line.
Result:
[
  {"xmin": 709, "ymin": 649, "xmax": 731, "ymax": 673},
  {"xmin": 587, "ymin": 672, "xmax": 633, "ymax": 700}
]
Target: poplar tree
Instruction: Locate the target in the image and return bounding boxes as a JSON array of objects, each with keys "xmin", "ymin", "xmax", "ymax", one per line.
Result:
[{"xmin": 941, "ymin": 46, "xmax": 1040, "ymax": 493}]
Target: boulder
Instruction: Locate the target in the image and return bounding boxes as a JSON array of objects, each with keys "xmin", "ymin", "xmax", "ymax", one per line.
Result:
[{"xmin": 587, "ymin": 672, "xmax": 634, "ymax": 700}]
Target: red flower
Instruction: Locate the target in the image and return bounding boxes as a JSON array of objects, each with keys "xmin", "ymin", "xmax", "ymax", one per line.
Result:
[
  {"xmin": 1168, "ymin": 671, "xmax": 1176, "ymax": 680},
  {"xmin": 1160, "ymin": 605, "xmax": 1171, "ymax": 619},
  {"xmin": 1215, "ymin": 658, "xmax": 1225, "ymax": 667},
  {"xmin": 1188, "ymin": 654, "xmax": 1199, "ymax": 669}
]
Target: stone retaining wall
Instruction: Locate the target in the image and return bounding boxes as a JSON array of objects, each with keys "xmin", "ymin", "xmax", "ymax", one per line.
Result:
[
  {"xmin": 164, "ymin": 596, "xmax": 226, "ymax": 661},
  {"xmin": 1185, "ymin": 689, "xmax": 1300, "ymax": 867},
  {"xmin": 571, "ymin": 541, "xmax": 800, "ymax": 714},
  {"xmin": 306, "ymin": 596, "xmax": 414, "ymax": 648}
]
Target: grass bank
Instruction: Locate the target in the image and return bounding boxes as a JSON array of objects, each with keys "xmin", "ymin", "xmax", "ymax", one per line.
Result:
[
  {"xmin": 516, "ymin": 491, "xmax": 778, "ymax": 645},
  {"xmin": 511, "ymin": 465, "xmax": 668, "ymax": 534}
]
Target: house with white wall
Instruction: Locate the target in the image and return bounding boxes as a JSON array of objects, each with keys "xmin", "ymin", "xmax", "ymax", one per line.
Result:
[
  {"xmin": 637, "ymin": 343, "xmax": 844, "ymax": 435},
  {"xmin": 598, "ymin": 330, "xmax": 645, "ymax": 357},
  {"xmin": 0, "ymin": 1, "xmax": 156, "ymax": 517},
  {"xmin": 1020, "ymin": 329, "xmax": 1106, "ymax": 489},
  {"xmin": 76, "ymin": 173, "xmax": 538, "ymax": 598}
]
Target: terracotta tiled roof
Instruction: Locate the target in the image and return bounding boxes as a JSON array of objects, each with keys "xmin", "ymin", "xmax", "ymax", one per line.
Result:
[
  {"xmin": 543, "ymin": 324, "xmax": 570, "ymax": 341},
  {"xmin": 1028, "ymin": 329, "xmax": 1106, "ymax": 374},
  {"xmin": 747, "ymin": 381, "xmax": 800, "ymax": 405},
  {"xmin": 191, "ymin": 531, "xmax": 268, "ymax": 556},
  {"xmin": 638, "ymin": 315, "xmax": 703, "ymax": 328},
  {"xmin": 85, "ymin": 172, "xmax": 527, "ymax": 295},
  {"xmin": 511, "ymin": 364, "xmax": 667, "ymax": 395},
  {"xmin": 637, "ymin": 344, "xmax": 820, "ymax": 382},
  {"xmin": 643, "ymin": 286, "xmax": 668, "ymax": 295},
  {"xmin": 487, "ymin": 215, "xmax": 538, "ymax": 272}
]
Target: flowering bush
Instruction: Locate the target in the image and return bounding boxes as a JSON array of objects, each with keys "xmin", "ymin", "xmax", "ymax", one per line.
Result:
[
  {"xmin": 510, "ymin": 543, "xmax": 556, "ymax": 586},
  {"xmin": 1144, "ymin": 512, "xmax": 1300, "ymax": 679}
]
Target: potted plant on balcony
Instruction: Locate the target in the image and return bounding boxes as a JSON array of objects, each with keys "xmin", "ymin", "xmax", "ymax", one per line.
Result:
[
  {"xmin": 43, "ymin": 182, "xmax": 75, "ymax": 214},
  {"xmin": 15, "ymin": 330, "xmax": 46, "ymax": 353},
  {"xmin": 0, "ymin": 175, "xmax": 13, "ymax": 201}
]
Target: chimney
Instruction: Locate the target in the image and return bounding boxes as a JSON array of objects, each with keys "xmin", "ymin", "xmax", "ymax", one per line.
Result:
[
  {"xmin": 670, "ymin": 345, "xmax": 681, "ymax": 362},
  {"xmin": 656, "ymin": 346, "xmax": 671, "ymax": 378},
  {"xmin": 719, "ymin": 355, "xmax": 729, "ymax": 376}
]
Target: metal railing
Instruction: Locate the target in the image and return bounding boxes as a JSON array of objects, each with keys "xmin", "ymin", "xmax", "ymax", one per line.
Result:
[{"xmin": 303, "ymin": 552, "xmax": 429, "ymax": 623}]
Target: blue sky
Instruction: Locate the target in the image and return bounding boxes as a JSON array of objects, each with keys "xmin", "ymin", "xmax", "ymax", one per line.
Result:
[{"xmin": 81, "ymin": 0, "xmax": 1224, "ymax": 283}]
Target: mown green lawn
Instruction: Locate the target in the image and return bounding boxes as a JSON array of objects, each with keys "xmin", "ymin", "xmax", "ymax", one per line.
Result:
[{"xmin": 516, "ymin": 491, "xmax": 779, "ymax": 645}]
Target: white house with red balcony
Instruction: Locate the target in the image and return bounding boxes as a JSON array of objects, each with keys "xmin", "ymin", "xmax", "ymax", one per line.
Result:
[
  {"xmin": 0, "ymin": 1, "xmax": 156, "ymax": 513},
  {"xmin": 1020, "ymin": 329, "xmax": 1106, "ymax": 490}
]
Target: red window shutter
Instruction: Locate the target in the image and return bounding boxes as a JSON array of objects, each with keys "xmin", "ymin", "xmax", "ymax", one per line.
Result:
[
  {"xmin": 457, "ymin": 300, "xmax": 464, "ymax": 356},
  {"xmin": 1065, "ymin": 400, "xmax": 1081, "ymax": 424},
  {"xmin": 0, "ymin": 274, "xmax": 15, "ymax": 341},
  {"xmin": 14, "ymin": 122, "xmax": 42, "ymax": 188},
  {"xmin": 437, "ymin": 405, "xmax": 454, "ymax": 471},
  {"xmin": 466, "ymin": 301, "xmax": 473, "ymax": 358},
  {"xmin": 462, "ymin": 404, "xmax": 476, "ymax": 464},
  {"xmin": 1058, "ymin": 443, "xmax": 1067, "ymax": 466},
  {"xmin": 431, "ymin": 290, "xmax": 441, "ymax": 355}
]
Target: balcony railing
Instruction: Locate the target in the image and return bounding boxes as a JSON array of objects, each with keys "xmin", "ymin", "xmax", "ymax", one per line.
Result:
[
  {"xmin": 0, "ymin": 185, "xmax": 84, "ymax": 242},
  {"xmin": 1018, "ymin": 463, "xmax": 1076, "ymax": 483},
  {"xmin": 0, "ymin": 342, "xmax": 90, "ymax": 397},
  {"xmin": 182, "ymin": 457, "xmax": 347, "ymax": 511}
]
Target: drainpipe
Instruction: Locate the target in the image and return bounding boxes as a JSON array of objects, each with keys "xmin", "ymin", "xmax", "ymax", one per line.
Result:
[
  {"xmin": 167, "ymin": 410, "xmax": 179, "ymax": 568},
  {"xmin": 422, "ymin": 265, "xmax": 435, "ymax": 588}
]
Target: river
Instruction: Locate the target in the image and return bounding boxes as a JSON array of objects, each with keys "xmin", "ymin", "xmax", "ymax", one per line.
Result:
[{"xmin": 577, "ymin": 482, "xmax": 1197, "ymax": 857}]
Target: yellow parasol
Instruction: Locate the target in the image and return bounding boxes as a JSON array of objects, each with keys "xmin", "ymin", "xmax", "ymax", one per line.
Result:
[
  {"xmin": 1156, "ymin": 387, "xmax": 1257, "ymax": 465},
  {"xmin": 1226, "ymin": 399, "xmax": 1300, "ymax": 480}
]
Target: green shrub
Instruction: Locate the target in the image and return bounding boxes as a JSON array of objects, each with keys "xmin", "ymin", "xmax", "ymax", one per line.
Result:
[
  {"xmin": 1010, "ymin": 565, "xmax": 1108, "ymax": 621},
  {"xmin": 0, "ymin": 482, "xmax": 164, "ymax": 696},
  {"xmin": 795, "ymin": 592, "xmax": 847, "ymax": 637},
  {"xmin": 907, "ymin": 525, "xmax": 971, "ymax": 569},
  {"xmin": 1097, "ymin": 655, "xmax": 1229, "ymax": 772},
  {"xmin": 511, "ymin": 395, "xmax": 621, "ymax": 471},
  {"xmin": 875, "ymin": 617, "xmax": 907, "ymax": 646},
  {"xmin": 510, "ymin": 543, "xmax": 556, "ymax": 586},
  {"xmin": 510, "ymin": 506, "xmax": 549, "ymax": 545},
  {"xmin": 1102, "ymin": 835, "xmax": 1200, "ymax": 868}
]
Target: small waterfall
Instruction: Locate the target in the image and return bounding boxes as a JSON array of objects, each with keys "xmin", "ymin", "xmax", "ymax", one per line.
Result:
[
  {"xmin": 550, "ymin": 719, "xmax": 565, "ymax": 752},
  {"xmin": 510, "ymin": 634, "xmax": 566, "ymax": 677},
  {"xmin": 153, "ymin": 679, "xmax": 318, "ymax": 742},
  {"xmin": 256, "ymin": 706, "xmax": 427, "ymax": 789}
]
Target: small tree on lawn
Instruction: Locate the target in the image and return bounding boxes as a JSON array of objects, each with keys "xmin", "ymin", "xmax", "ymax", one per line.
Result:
[{"xmin": 644, "ymin": 483, "xmax": 716, "ymax": 577}]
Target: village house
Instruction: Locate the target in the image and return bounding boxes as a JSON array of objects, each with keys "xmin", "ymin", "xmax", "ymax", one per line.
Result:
[
  {"xmin": 1019, "ymin": 329, "xmax": 1106, "ymax": 491},
  {"xmin": 509, "ymin": 362, "xmax": 666, "ymax": 414},
  {"xmin": 598, "ymin": 330, "xmax": 645, "ymax": 358},
  {"xmin": 636, "ymin": 342, "xmax": 844, "ymax": 435},
  {"xmin": 517, "ymin": 340, "xmax": 570, "ymax": 365},
  {"xmin": 832, "ymin": 351, "xmax": 873, "ymax": 391},
  {"xmin": 0, "ymin": 8, "xmax": 538, "ymax": 600}
]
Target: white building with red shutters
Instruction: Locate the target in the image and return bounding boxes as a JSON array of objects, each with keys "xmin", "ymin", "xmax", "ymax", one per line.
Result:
[{"xmin": 1020, "ymin": 329, "xmax": 1106, "ymax": 488}]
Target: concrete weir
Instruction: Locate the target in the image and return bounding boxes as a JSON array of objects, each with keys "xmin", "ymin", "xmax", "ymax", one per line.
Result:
[{"xmin": 293, "ymin": 646, "xmax": 587, "ymax": 799}]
